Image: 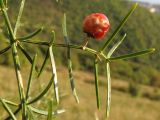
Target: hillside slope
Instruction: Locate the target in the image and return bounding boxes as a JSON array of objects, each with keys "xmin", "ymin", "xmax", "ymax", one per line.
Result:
[
  {"xmin": 0, "ymin": 65, "xmax": 160, "ymax": 120},
  {"xmin": 0, "ymin": 0, "xmax": 160, "ymax": 85}
]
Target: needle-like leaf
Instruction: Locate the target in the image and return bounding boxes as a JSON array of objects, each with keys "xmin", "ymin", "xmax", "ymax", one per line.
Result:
[
  {"xmin": 27, "ymin": 75, "xmax": 54, "ymax": 105},
  {"xmin": 105, "ymin": 63, "xmax": 111, "ymax": 118},
  {"xmin": 29, "ymin": 106, "xmax": 65, "ymax": 116},
  {"xmin": 104, "ymin": 35, "xmax": 126, "ymax": 118},
  {"xmin": 49, "ymin": 31, "xmax": 59, "ymax": 104},
  {"xmin": 0, "ymin": 99, "xmax": 17, "ymax": 120},
  {"xmin": 100, "ymin": 3, "xmax": 138, "ymax": 52},
  {"xmin": 27, "ymin": 107, "xmax": 35, "ymax": 120},
  {"xmin": 26, "ymin": 54, "xmax": 37, "ymax": 100},
  {"xmin": 18, "ymin": 44, "xmax": 33, "ymax": 64},
  {"xmin": 22, "ymin": 41, "xmax": 49, "ymax": 46},
  {"xmin": 4, "ymin": 106, "xmax": 21, "ymax": 120},
  {"xmin": 107, "ymin": 34, "xmax": 126, "ymax": 58},
  {"xmin": 47, "ymin": 100, "xmax": 53, "ymax": 120},
  {"xmin": 18, "ymin": 44, "xmax": 39, "ymax": 72},
  {"xmin": 94, "ymin": 56, "xmax": 100, "ymax": 109},
  {"xmin": 62, "ymin": 14, "xmax": 79, "ymax": 103},
  {"xmin": 37, "ymin": 49, "xmax": 49, "ymax": 78},
  {"xmin": 109, "ymin": 48, "xmax": 155, "ymax": 61},
  {"xmin": 0, "ymin": 0, "xmax": 14, "ymax": 41},
  {"xmin": 14, "ymin": 0, "xmax": 26, "ymax": 36},
  {"xmin": 3, "ymin": 99, "xmax": 18, "ymax": 107},
  {"xmin": 16, "ymin": 27, "xmax": 43, "ymax": 41},
  {"xmin": 62, "ymin": 14, "xmax": 68, "ymax": 39},
  {"xmin": 0, "ymin": 45, "xmax": 11, "ymax": 55}
]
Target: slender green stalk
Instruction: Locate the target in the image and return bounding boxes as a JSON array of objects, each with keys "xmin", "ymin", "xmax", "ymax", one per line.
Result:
[
  {"xmin": 0, "ymin": 0, "xmax": 14, "ymax": 41},
  {"xmin": 12, "ymin": 0, "xmax": 28, "ymax": 118},
  {"xmin": 22, "ymin": 41, "xmax": 107, "ymax": 60},
  {"xmin": 12, "ymin": 43, "xmax": 27, "ymax": 119}
]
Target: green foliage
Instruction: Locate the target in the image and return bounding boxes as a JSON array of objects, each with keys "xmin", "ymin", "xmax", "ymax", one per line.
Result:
[
  {"xmin": 0, "ymin": 0, "xmax": 158, "ymax": 119},
  {"xmin": 0, "ymin": 0, "xmax": 159, "ymax": 86}
]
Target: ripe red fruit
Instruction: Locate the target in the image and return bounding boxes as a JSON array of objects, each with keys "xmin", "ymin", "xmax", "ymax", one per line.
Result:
[{"xmin": 83, "ymin": 13, "xmax": 110, "ymax": 40}]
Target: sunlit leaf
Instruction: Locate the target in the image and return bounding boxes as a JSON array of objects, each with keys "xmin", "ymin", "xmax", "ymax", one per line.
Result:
[{"xmin": 49, "ymin": 31, "xmax": 59, "ymax": 104}]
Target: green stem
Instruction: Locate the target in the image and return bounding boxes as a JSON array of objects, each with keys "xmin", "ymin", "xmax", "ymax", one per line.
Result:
[
  {"xmin": 22, "ymin": 41, "xmax": 107, "ymax": 60},
  {"xmin": 12, "ymin": 43, "xmax": 27, "ymax": 119},
  {"xmin": 13, "ymin": 0, "xmax": 27, "ymax": 119},
  {"xmin": 0, "ymin": 1, "xmax": 14, "ymax": 41}
]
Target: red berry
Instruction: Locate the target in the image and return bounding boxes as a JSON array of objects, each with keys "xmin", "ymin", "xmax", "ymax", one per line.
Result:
[{"xmin": 83, "ymin": 13, "xmax": 110, "ymax": 40}]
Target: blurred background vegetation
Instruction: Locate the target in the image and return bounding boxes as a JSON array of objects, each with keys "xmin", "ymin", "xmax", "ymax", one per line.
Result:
[
  {"xmin": 0, "ymin": 0, "xmax": 160, "ymax": 119},
  {"xmin": 1, "ymin": 0, "xmax": 159, "ymax": 88}
]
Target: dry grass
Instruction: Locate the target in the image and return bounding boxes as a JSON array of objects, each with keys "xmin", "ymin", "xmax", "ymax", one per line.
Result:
[{"xmin": 0, "ymin": 65, "xmax": 160, "ymax": 120}]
